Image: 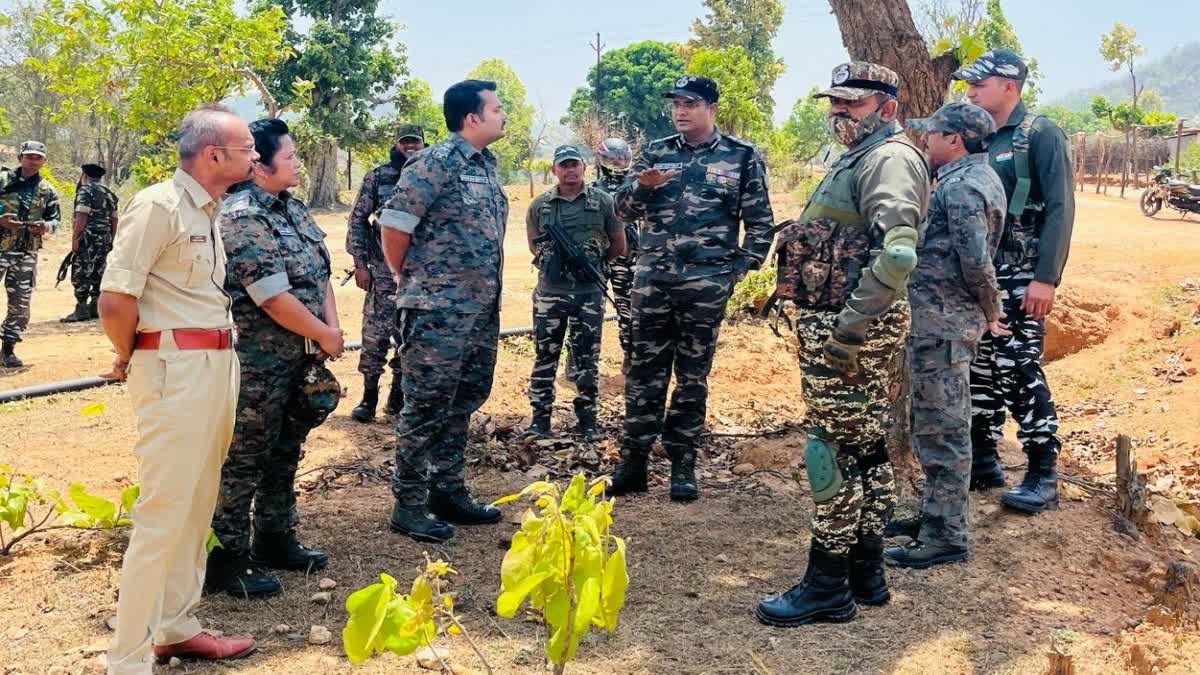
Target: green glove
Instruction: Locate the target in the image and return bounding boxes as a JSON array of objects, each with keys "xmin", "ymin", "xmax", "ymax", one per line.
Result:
[
  {"xmin": 872, "ymin": 225, "xmax": 918, "ymax": 290},
  {"xmin": 822, "ymin": 331, "xmax": 862, "ymax": 374}
]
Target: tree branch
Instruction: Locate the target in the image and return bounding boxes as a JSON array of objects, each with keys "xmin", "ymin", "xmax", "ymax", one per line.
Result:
[{"xmin": 239, "ymin": 68, "xmax": 278, "ymax": 118}]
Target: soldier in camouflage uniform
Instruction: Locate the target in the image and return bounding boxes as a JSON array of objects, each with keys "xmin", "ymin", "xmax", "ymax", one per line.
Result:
[
  {"xmin": 757, "ymin": 63, "xmax": 929, "ymax": 627},
  {"xmin": 881, "ymin": 103, "xmax": 1005, "ymax": 568},
  {"xmin": 608, "ymin": 75, "xmax": 775, "ymax": 502},
  {"xmin": 347, "ymin": 124, "xmax": 426, "ymax": 423},
  {"xmin": 378, "ymin": 80, "xmax": 508, "ymax": 543},
  {"xmin": 524, "ymin": 144, "xmax": 626, "ymax": 440},
  {"xmin": 61, "ymin": 162, "xmax": 119, "ymax": 323},
  {"xmin": 562, "ymin": 137, "xmax": 637, "ymax": 382},
  {"xmin": 208, "ymin": 119, "xmax": 344, "ymax": 597},
  {"xmin": 0, "ymin": 141, "xmax": 60, "ymax": 368},
  {"xmin": 955, "ymin": 50, "xmax": 1074, "ymax": 514}
]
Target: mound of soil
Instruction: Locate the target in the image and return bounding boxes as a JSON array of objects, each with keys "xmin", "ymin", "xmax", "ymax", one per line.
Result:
[{"xmin": 1045, "ymin": 284, "xmax": 1121, "ymax": 361}]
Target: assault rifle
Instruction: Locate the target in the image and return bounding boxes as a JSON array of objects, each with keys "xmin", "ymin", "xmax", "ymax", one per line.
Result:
[{"xmin": 532, "ymin": 218, "xmax": 616, "ymax": 306}]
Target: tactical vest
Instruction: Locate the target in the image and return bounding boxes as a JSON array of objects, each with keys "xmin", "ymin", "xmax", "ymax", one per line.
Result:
[
  {"xmin": 775, "ymin": 131, "xmax": 921, "ymax": 311},
  {"xmin": 0, "ymin": 170, "xmax": 52, "ymax": 253},
  {"xmin": 538, "ymin": 186, "xmax": 609, "ymax": 265},
  {"xmin": 994, "ymin": 113, "xmax": 1044, "ymax": 265}
]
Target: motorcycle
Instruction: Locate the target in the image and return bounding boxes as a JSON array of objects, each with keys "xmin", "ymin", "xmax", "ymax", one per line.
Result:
[{"xmin": 1140, "ymin": 167, "xmax": 1200, "ymax": 218}]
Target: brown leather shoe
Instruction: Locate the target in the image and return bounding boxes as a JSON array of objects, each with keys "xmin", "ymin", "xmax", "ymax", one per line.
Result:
[{"xmin": 153, "ymin": 632, "xmax": 257, "ymax": 664}]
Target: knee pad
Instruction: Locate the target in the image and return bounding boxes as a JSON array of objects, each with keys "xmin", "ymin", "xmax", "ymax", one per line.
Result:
[{"xmin": 805, "ymin": 435, "xmax": 844, "ymax": 503}]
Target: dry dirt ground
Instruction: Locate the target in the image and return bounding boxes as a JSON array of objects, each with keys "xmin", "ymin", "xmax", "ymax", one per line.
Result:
[{"xmin": 2, "ymin": 187, "xmax": 1200, "ymax": 674}]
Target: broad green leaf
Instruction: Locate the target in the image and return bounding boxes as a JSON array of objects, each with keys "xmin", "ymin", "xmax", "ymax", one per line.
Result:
[
  {"xmin": 500, "ymin": 535, "xmax": 535, "ymax": 588},
  {"xmin": 343, "ymin": 574, "xmax": 397, "ymax": 663},
  {"xmin": 560, "ymin": 473, "xmax": 586, "ymax": 513},
  {"xmin": 490, "ymin": 492, "xmax": 523, "ymax": 506},
  {"xmin": 119, "ymin": 484, "xmax": 140, "ymax": 515},
  {"xmin": 573, "ymin": 577, "xmax": 600, "ymax": 636},
  {"xmin": 66, "ymin": 483, "xmax": 117, "ymax": 527},
  {"xmin": 600, "ymin": 536, "xmax": 629, "ymax": 632},
  {"xmin": 496, "ymin": 571, "xmax": 550, "ymax": 618},
  {"xmin": 205, "ymin": 528, "xmax": 222, "ymax": 553},
  {"xmin": 544, "ymin": 587, "xmax": 569, "ymax": 629},
  {"xmin": 545, "ymin": 621, "xmax": 570, "ymax": 665}
]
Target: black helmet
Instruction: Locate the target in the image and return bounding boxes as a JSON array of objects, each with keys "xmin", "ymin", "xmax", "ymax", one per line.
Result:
[{"xmin": 595, "ymin": 138, "xmax": 632, "ymax": 174}]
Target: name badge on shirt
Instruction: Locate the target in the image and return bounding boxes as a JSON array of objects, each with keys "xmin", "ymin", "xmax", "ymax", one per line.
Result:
[
  {"xmin": 653, "ymin": 162, "xmax": 683, "ymax": 171},
  {"xmin": 189, "ymin": 235, "xmax": 208, "ymax": 243},
  {"xmin": 460, "ymin": 174, "xmax": 489, "ymax": 184},
  {"xmin": 277, "ymin": 226, "xmax": 298, "ymax": 237},
  {"xmin": 586, "ymin": 198, "xmax": 600, "ymax": 210},
  {"xmin": 995, "ymin": 151, "xmax": 1014, "ymax": 162}
]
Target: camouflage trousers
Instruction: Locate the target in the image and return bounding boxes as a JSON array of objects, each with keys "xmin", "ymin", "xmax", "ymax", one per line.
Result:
[
  {"xmin": 392, "ymin": 307, "xmax": 499, "ymax": 506},
  {"xmin": 357, "ymin": 263, "xmax": 401, "ymax": 379},
  {"xmin": 563, "ymin": 253, "xmax": 634, "ymax": 376},
  {"xmin": 529, "ymin": 289, "xmax": 603, "ymax": 418},
  {"xmin": 623, "ymin": 273, "xmax": 734, "ymax": 456},
  {"xmin": 0, "ymin": 250, "xmax": 36, "ymax": 343},
  {"xmin": 970, "ymin": 263, "xmax": 1060, "ymax": 457},
  {"xmin": 910, "ymin": 336, "xmax": 978, "ymax": 549},
  {"xmin": 796, "ymin": 302, "xmax": 908, "ymax": 556},
  {"xmin": 71, "ymin": 227, "xmax": 113, "ymax": 303},
  {"xmin": 211, "ymin": 355, "xmax": 323, "ymax": 556}
]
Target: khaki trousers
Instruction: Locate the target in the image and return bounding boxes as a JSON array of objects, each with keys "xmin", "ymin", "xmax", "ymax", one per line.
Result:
[{"xmin": 108, "ymin": 334, "xmax": 239, "ymax": 675}]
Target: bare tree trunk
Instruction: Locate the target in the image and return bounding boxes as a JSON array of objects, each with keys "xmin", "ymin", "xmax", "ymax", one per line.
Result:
[
  {"xmin": 827, "ymin": 0, "xmax": 959, "ymax": 120},
  {"xmin": 306, "ymin": 139, "xmax": 341, "ymax": 209}
]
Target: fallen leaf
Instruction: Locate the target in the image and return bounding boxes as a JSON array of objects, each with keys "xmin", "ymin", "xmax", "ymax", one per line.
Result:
[{"xmin": 81, "ymin": 402, "xmax": 106, "ymax": 417}]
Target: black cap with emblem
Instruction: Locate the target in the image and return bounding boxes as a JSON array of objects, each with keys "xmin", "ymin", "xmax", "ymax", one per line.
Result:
[{"xmin": 663, "ymin": 75, "xmax": 720, "ymax": 104}]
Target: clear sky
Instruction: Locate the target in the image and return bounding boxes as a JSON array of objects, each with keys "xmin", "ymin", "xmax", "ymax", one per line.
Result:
[{"xmin": 390, "ymin": 0, "xmax": 1198, "ymax": 123}]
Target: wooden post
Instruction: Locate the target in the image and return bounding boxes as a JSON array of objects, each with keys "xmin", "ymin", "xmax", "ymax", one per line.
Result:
[
  {"xmin": 1116, "ymin": 434, "xmax": 1148, "ymax": 523},
  {"xmin": 1176, "ymin": 119, "xmax": 1185, "ymax": 174},
  {"xmin": 346, "ymin": 149, "xmax": 352, "ymax": 192}
]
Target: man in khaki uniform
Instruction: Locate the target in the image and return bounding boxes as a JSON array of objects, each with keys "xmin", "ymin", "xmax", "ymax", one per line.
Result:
[{"xmin": 98, "ymin": 105, "xmax": 260, "ymax": 673}]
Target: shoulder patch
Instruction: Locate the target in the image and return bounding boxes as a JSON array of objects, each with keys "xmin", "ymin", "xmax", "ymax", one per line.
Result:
[
  {"xmin": 721, "ymin": 133, "xmax": 756, "ymax": 151},
  {"xmin": 648, "ymin": 133, "xmax": 681, "ymax": 148},
  {"xmin": 429, "ymin": 144, "xmax": 452, "ymax": 161}
]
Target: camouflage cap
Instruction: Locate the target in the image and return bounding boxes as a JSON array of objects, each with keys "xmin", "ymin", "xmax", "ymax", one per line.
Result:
[
  {"xmin": 396, "ymin": 124, "xmax": 425, "ymax": 142},
  {"xmin": 295, "ymin": 362, "xmax": 342, "ymax": 427},
  {"xmin": 952, "ymin": 48, "xmax": 1028, "ymax": 82},
  {"xmin": 906, "ymin": 102, "xmax": 997, "ymax": 145},
  {"xmin": 19, "ymin": 141, "xmax": 47, "ymax": 157},
  {"xmin": 553, "ymin": 144, "xmax": 585, "ymax": 165},
  {"xmin": 814, "ymin": 62, "xmax": 900, "ymax": 101},
  {"xmin": 663, "ymin": 74, "xmax": 720, "ymax": 103}
]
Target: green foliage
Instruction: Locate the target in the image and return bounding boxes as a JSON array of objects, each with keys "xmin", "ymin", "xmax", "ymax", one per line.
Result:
[
  {"xmin": 466, "ymin": 59, "xmax": 535, "ymax": 183},
  {"xmin": 494, "ymin": 474, "xmax": 629, "ymax": 669},
  {"xmin": 355, "ymin": 78, "xmax": 447, "ymax": 167},
  {"xmin": 55, "ymin": 483, "xmax": 137, "ymax": 528},
  {"xmin": 565, "ymin": 41, "xmax": 685, "ymax": 142},
  {"xmin": 258, "ymin": 0, "xmax": 406, "ymax": 145},
  {"xmin": 1141, "ymin": 110, "xmax": 1178, "ymax": 137},
  {"xmin": 1178, "ymin": 142, "xmax": 1200, "ymax": 174},
  {"xmin": 727, "ymin": 267, "xmax": 777, "ymax": 317},
  {"xmin": 686, "ymin": 47, "xmax": 769, "ymax": 141},
  {"xmin": 778, "ymin": 88, "xmax": 831, "ymax": 164},
  {"xmin": 0, "ymin": 465, "xmax": 136, "ymax": 555},
  {"xmin": 206, "ymin": 528, "xmax": 222, "ymax": 554},
  {"xmin": 30, "ymin": 0, "xmax": 289, "ymax": 145},
  {"xmin": 1089, "ymin": 95, "xmax": 1175, "ymax": 135},
  {"xmin": 687, "ymin": 0, "xmax": 785, "ymax": 120},
  {"xmin": 1100, "ymin": 21, "xmax": 1146, "ymax": 79},
  {"xmin": 342, "ymin": 558, "xmax": 465, "ymax": 664},
  {"xmin": 1035, "ymin": 105, "xmax": 1104, "ymax": 135}
]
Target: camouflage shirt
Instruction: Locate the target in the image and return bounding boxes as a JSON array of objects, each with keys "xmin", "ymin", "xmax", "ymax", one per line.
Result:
[
  {"xmin": 910, "ymin": 153, "xmax": 1005, "ymax": 341},
  {"xmin": 74, "ymin": 181, "xmax": 119, "ymax": 232},
  {"xmin": 378, "ymin": 133, "xmax": 508, "ymax": 313},
  {"xmin": 526, "ymin": 185, "xmax": 621, "ymax": 295},
  {"xmin": 220, "ymin": 182, "xmax": 332, "ymax": 363},
  {"xmin": 614, "ymin": 130, "xmax": 774, "ymax": 282},
  {"xmin": 593, "ymin": 172, "xmax": 639, "ymax": 251},
  {"xmin": 346, "ymin": 161, "xmax": 403, "ymax": 266},
  {"xmin": 0, "ymin": 167, "xmax": 61, "ymax": 252}
]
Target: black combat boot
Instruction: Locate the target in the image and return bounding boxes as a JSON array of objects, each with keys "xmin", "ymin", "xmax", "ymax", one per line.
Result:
[
  {"xmin": 250, "ymin": 530, "xmax": 329, "ymax": 572},
  {"xmin": 383, "ymin": 376, "xmax": 404, "ymax": 417},
  {"xmin": 756, "ymin": 542, "xmax": 858, "ymax": 627},
  {"xmin": 575, "ymin": 407, "xmax": 597, "ymax": 442},
  {"xmin": 883, "ymin": 514, "xmax": 923, "ymax": 539},
  {"xmin": 849, "ymin": 535, "xmax": 890, "ymax": 606},
  {"xmin": 1, "ymin": 340, "xmax": 23, "ymax": 369},
  {"xmin": 87, "ymin": 297, "xmax": 99, "ymax": 319},
  {"xmin": 524, "ymin": 411, "xmax": 551, "ymax": 438},
  {"xmin": 205, "ymin": 548, "xmax": 281, "ymax": 598},
  {"xmin": 884, "ymin": 539, "xmax": 969, "ymax": 568},
  {"xmin": 429, "ymin": 488, "xmax": 502, "ymax": 525},
  {"xmin": 970, "ymin": 430, "xmax": 1006, "ymax": 490},
  {"xmin": 1001, "ymin": 449, "xmax": 1059, "ymax": 514},
  {"xmin": 389, "ymin": 503, "xmax": 455, "ymax": 543},
  {"xmin": 608, "ymin": 447, "xmax": 649, "ymax": 496},
  {"xmin": 668, "ymin": 446, "xmax": 699, "ymax": 502},
  {"xmin": 60, "ymin": 300, "xmax": 90, "ymax": 323},
  {"xmin": 350, "ymin": 377, "xmax": 380, "ymax": 423}
]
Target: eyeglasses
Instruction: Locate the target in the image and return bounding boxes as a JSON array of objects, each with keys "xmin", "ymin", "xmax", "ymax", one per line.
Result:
[
  {"xmin": 211, "ymin": 145, "xmax": 258, "ymax": 154},
  {"xmin": 668, "ymin": 98, "xmax": 709, "ymax": 111}
]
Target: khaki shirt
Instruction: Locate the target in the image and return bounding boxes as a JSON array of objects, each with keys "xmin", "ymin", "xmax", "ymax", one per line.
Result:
[{"xmin": 100, "ymin": 168, "xmax": 233, "ymax": 332}]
